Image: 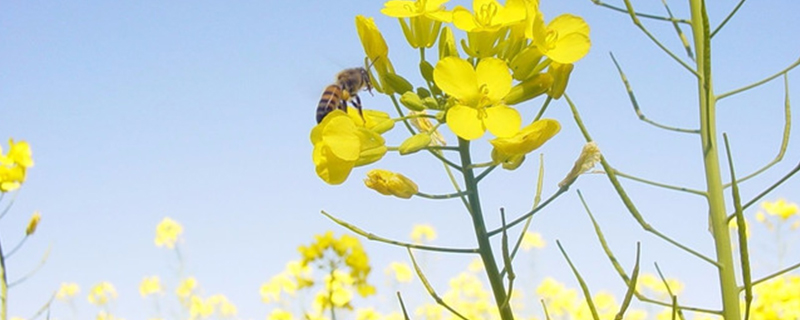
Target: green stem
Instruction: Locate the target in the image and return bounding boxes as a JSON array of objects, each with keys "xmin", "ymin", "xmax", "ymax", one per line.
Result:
[
  {"xmin": 457, "ymin": 138, "xmax": 514, "ymax": 320},
  {"xmin": 689, "ymin": 1, "xmax": 740, "ymax": 318},
  {"xmin": 0, "ymin": 237, "xmax": 6, "ymax": 320}
]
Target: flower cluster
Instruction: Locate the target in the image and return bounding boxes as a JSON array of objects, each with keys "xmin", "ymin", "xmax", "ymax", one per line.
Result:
[
  {"xmin": 298, "ymin": 232, "xmax": 376, "ymax": 302},
  {"xmin": 311, "ymin": 0, "xmax": 588, "ymax": 189},
  {"xmin": 0, "ymin": 139, "xmax": 33, "ymax": 192}
]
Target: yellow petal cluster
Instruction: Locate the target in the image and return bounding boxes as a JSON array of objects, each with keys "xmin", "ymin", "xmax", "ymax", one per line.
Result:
[
  {"xmin": 490, "ymin": 119, "xmax": 560, "ymax": 166},
  {"xmin": 311, "ymin": 110, "xmax": 387, "ymax": 185},
  {"xmin": 154, "ymin": 217, "xmax": 183, "ymax": 249},
  {"xmin": 87, "ymin": 281, "xmax": 117, "ymax": 306},
  {"xmin": 364, "ymin": 169, "xmax": 419, "ymax": 199},
  {"xmin": 0, "ymin": 139, "xmax": 34, "ymax": 192}
]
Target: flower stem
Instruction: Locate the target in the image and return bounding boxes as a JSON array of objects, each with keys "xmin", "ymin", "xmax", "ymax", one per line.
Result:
[
  {"xmin": 689, "ymin": 1, "xmax": 740, "ymax": 318},
  {"xmin": 457, "ymin": 138, "xmax": 514, "ymax": 320}
]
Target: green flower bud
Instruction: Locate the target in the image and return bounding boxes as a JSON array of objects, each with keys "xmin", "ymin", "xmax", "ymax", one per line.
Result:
[
  {"xmin": 419, "ymin": 61, "xmax": 435, "ymax": 83},
  {"xmin": 509, "ymin": 46, "xmax": 545, "ymax": 81},
  {"xmin": 491, "ymin": 149, "xmax": 526, "ymax": 170},
  {"xmin": 383, "ymin": 73, "xmax": 414, "ymax": 94},
  {"xmin": 416, "ymin": 87, "xmax": 431, "ymax": 99},
  {"xmin": 504, "ymin": 73, "xmax": 553, "ymax": 105},
  {"xmin": 399, "ymin": 133, "xmax": 432, "ymax": 155},
  {"xmin": 422, "ymin": 97, "xmax": 440, "ymax": 110},
  {"xmin": 400, "ymin": 92, "xmax": 426, "ymax": 111}
]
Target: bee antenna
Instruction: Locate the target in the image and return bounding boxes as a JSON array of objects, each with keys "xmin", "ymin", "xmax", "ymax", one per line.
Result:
[{"xmin": 364, "ymin": 56, "xmax": 381, "ymax": 71}]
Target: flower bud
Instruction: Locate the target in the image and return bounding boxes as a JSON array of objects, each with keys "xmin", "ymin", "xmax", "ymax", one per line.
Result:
[
  {"xmin": 422, "ymin": 97, "xmax": 441, "ymax": 110},
  {"xmin": 364, "ymin": 169, "xmax": 418, "ymax": 199},
  {"xmin": 383, "ymin": 73, "xmax": 414, "ymax": 94},
  {"xmin": 26, "ymin": 211, "xmax": 41, "ymax": 236},
  {"xmin": 419, "ymin": 61, "xmax": 435, "ymax": 83},
  {"xmin": 400, "ymin": 92, "xmax": 426, "ymax": 111},
  {"xmin": 547, "ymin": 62, "xmax": 574, "ymax": 99},
  {"xmin": 438, "ymin": 26, "xmax": 459, "ymax": 60},
  {"xmin": 399, "ymin": 133, "xmax": 432, "ymax": 155},
  {"xmin": 509, "ymin": 46, "xmax": 545, "ymax": 81},
  {"xmin": 504, "ymin": 73, "xmax": 553, "ymax": 105}
]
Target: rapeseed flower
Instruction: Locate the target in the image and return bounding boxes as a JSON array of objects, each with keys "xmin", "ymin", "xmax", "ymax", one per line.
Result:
[
  {"xmin": 386, "ymin": 262, "xmax": 413, "ymax": 282},
  {"xmin": 529, "ymin": 12, "xmax": 590, "ymax": 64},
  {"xmin": 311, "ymin": 110, "xmax": 387, "ymax": 185},
  {"xmin": 154, "ymin": 217, "xmax": 183, "ymax": 249},
  {"xmin": 410, "ymin": 224, "xmax": 437, "ymax": 243},
  {"xmin": 25, "ymin": 211, "xmax": 41, "ymax": 236},
  {"xmin": 453, "ymin": 0, "xmax": 526, "ymax": 57},
  {"xmin": 139, "ymin": 276, "xmax": 163, "ymax": 297},
  {"xmin": 434, "ymin": 57, "xmax": 521, "ymax": 140},
  {"xmin": 761, "ymin": 198, "xmax": 798, "ymax": 220},
  {"xmin": 87, "ymin": 281, "xmax": 117, "ymax": 305},
  {"xmin": 490, "ymin": 118, "xmax": 560, "ymax": 165},
  {"xmin": 57, "ymin": 282, "xmax": 80, "ymax": 301},
  {"xmin": 0, "ymin": 139, "xmax": 33, "ymax": 192},
  {"xmin": 382, "ymin": 0, "xmax": 452, "ymax": 48}
]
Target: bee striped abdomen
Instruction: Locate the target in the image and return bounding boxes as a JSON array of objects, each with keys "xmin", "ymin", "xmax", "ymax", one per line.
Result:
[{"xmin": 316, "ymin": 84, "xmax": 346, "ymax": 123}]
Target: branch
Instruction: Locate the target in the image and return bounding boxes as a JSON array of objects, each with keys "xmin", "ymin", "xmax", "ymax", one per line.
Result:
[
  {"xmin": 614, "ymin": 243, "xmax": 640, "ymax": 320},
  {"xmin": 610, "ymin": 52, "xmax": 699, "ymax": 134},
  {"xmin": 723, "ymin": 74, "xmax": 791, "ymax": 187},
  {"xmin": 710, "ymin": 0, "xmax": 747, "ymax": 38},
  {"xmin": 619, "ymin": 0, "xmax": 699, "ymax": 76},
  {"xmin": 614, "ymin": 169, "xmax": 706, "ymax": 196},
  {"xmin": 727, "ymin": 159, "xmax": 800, "ymax": 222},
  {"xmin": 415, "ymin": 191, "xmax": 470, "ymax": 200},
  {"xmin": 660, "ymin": 0, "xmax": 694, "ymax": 60},
  {"xmin": 566, "ymin": 94, "xmax": 718, "ymax": 266},
  {"xmin": 717, "ymin": 56, "xmax": 800, "ymax": 100},
  {"xmin": 749, "ymin": 261, "xmax": 800, "ymax": 288},
  {"xmin": 590, "ymin": 0, "xmax": 691, "ymax": 24},
  {"xmin": 407, "ymin": 248, "xmax": 469, "ymax": 320},
  {"xmin": 9, "ymin": 245, "xmax": 51, "ymax": 288},
  {"xmin": 321, "ymin": 211, "xmax": 478, "ymax": 253},
  {"xmin": 556, "ymin": 240, "xmax": 600, "ymax": 320},
  {"xmin": 487, "ymin": 188, "xmax": 567, "ymax": 237},
  {"xmin": 579, "ymin": 190, "xmax": 721, "ymax": 315},
  {"xmin": 722, "ymin": 134, "xmax": 752, "ymax": 320},
  {"xmin": 654, "ymin": 263, "xmax": 686, "ymax": 320}
]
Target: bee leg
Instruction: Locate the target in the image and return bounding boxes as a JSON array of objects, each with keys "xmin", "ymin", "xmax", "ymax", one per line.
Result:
[{"xmin": 352, "ymin": 94, "xmax": 365, "ymax": 122}]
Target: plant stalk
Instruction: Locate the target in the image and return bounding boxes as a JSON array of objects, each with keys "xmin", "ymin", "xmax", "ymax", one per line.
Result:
[
  {"xmin": 457, "ymin": 138, "xmax": 514, "ymax": 320},
  {"xmin": 690, "ymin": 1, "xmax": 741, "ymax": 318}
]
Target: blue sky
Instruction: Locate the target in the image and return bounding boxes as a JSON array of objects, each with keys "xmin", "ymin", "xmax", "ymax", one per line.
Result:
[{"xmin": 2, "ymin": 1, "xmax": 800, "ymax": 319}]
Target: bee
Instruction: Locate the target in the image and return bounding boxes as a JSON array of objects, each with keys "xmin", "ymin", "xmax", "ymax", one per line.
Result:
[{"xmin": 316, "ymin": 67, "xmax": 373, "ymax": 123}]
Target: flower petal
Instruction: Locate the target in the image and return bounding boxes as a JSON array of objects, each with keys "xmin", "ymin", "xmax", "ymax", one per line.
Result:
[
  {"xmin": 381, "ymin": 1, "xmax": 419, "ymax": 17},
  {"xmin": 322, "ymin": 114, "xmax": 360, "ymax": 161},
  {"xmin": 548, "ymin": 14, "xmax": 590, "ymax": 38},
  {"xmin": 314, "ymin": 145, "xmax": 356, "ymax": 185},
  {"xmin": 547, "ymin": 33, "xmax": 590, "ymax": 64},
  {"xmin": 452, "ymin": 6, "xmax": 479, "ymax": 32},
  {"xmin": 446, "ymin": 105, "xmax": 485, "ymax": 140},
  {"xmin": 434, "ymin": 57, "xmax": 479, "ymax": 103},
  {"xmin": 484, "ymin": 105, "xmax": 521, "ymax": 138},
  {"xmin": 476, "ymin": 58, "xmax": 512, "ymax": 102}
]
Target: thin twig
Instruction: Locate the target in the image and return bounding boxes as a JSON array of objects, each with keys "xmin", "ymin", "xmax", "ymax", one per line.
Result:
[
  {"xmin": 590, "ymin": 0, "xmax": 691, "ymax": 24},
  {"xmin": 660, "ymin": 0, "xmax": 694, "ymax": 60},
  {"xmin": 566, "ymin": 94, "xmax": 718, "ymax": 266},
  {"xmin": 654, "ymin": 263, "xmax": 686, "ymax": 320},
  {"xmin": 415, "ymin": 191, "xmax": 469, "ymax": 200},
  {"xmin": 610, "ymin": 52, "xmax": 699, "ymax": 133},
  {"xmin": 727, "ymin": 159, "xmax": 800, "ymax": 222},
  {"xmin": 322, "ymin": 211, "xmax": 478, "ymax": 253},
  {"xmin": 499, "ymin": 209, "xmax": 515, "ymax": 310},
  {"xmin": 407, "ymin": 248, "xmax": 469, "ymax": 320},
  {"xmin": 723, "ymin": 74, "xmax": 791, "ymax": 187},
  {"xmin": 9, "ymin": 245, "xmax": 51, "ymax": 288},
  {"xmin": 556, "ymin": 240, "xmax": 600, "ymax": 320},
  {"xmin": 717, "ymin": 56, "xmax": 800, "ymax": 100},
  {"xmin": 722, "ymin": 134, "xmax": 752, "ymax": 320},
  {"xmin": 614, "ymin": 169, "xmax": 706, "ymax": 196},
  {"xmin": 710, "ymin": 0, "xmax": 747, "ymax": 38},
  {"xmin": 487, "ymin": 188, "xmax": 567, "ymax": 237},
  {"xmin": 750, "ymin": 261, "xmax": 800, "ymax": 288},
  {"xmin": 614, "ymin": 242, "xmax": 640, "ymax": 320}
]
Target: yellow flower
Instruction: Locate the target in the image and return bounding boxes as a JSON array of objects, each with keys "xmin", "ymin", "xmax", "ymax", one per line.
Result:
[
  {"xmin": 383, "ymin": 0, "xmax": 452, "ymax": 48},
  {"xmin": 547, "ymin": 62, "xmax": 574, "ymax": 99},
  {"xmin": 311, "ymin": 110, "xmax": 387, "ymax": 185},
  {"xmin": 355, "ymin": 15, "xmax": 397, "ymax": 95},
  {"xmin": 5, "ymin": 139, "xmax": 34, "ymax": 168},
  {"xmin": 189, "ymin": 295, "xmax": 214, "ymax": 319},
  {"xmin": 57, "ymin": 282, "xmax": 80, "ymax": 301},
  {"xmin": 139, "ymin": 276, "xmax": 163, "ymax": 297},
  {"xmin": 154, "ymin": 217, "xmax": 183, "ymax": 249},
  {"xmin": 453, "ymin": 0, "xmax": 525, "ymax": 33},
  {"xmin": 558, "ymin": 141, "xmax": 601, "ymax": 188},
  {"xmin": 87, "ymin": 282, "xmax": 117, "ymax": 305},
  {"xmin": 467, "ymin": 258, "xmax": 484, "ymax": 272},
  {"xmin": 356, "ymin": 308, "xmax": 382, "ymax": 320},
  {"xmin": 529, "ymin": 12, "xmax": 591, "ymax": 64},
  {"xmin": 176, "ymin": 277, "xmax": 198, "ymax": 299},
  {"xmin": 520, "ymin": 231, "xmax": 545, "ymax": 250},
  {"xmin": 439, "ymin": 26, "xmax": 459, "ymax": 59},
  {"xmin": 410, "ymin": 111, "xmax": 446, "ymax": 146},
  {"xmin": 347, "ymin": 108, "xmax": 395, "ymax": 134},
  {"xmin": 761, "ymin": 198, "xmax": 798, "ymax": 220},
  {"xmin": 268, "ymin": 309, "xmax": 294, "ymax": 320},
  {"xmin": 386, "ymin": 262, "xmax": 414, "ymax": 282},
  {"xmin": 25, "ymin": 211, "xmax": 41, "ymax": 236},
  {"xmin": 490, "ymin": 119, "xmax": 560, "ymax": 165},
  {"xmin": 364, "ymin": 169, "xmax": 419, "ymax": 199},
  {"xmin": 410, "ymin": 224, "xmax": 437, "ymax": 243},
  {"xmin": 434, "ymin": 57, "xmax": 521, "ymax": 140}
]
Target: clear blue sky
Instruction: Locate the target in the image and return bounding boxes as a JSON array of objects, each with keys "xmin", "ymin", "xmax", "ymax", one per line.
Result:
[{"xmin": 2, "ymin": 1, "xmax": 799, "ymax": 319}]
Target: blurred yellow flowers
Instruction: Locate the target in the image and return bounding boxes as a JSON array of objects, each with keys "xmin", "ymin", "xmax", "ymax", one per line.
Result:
[
  {"xmin": 0, "ymin": 139, "xmax": 33, "ymax": 192},
  {"xmin": 155, "ymin": 217, "xmax": 183, "ymax": 249},
  {"xmin": 434, "ymin": 57, "xmax": 521, "ymax": 140},
  {"xmin": 139, "ymin": 276, "xmax": 163, "ymax": 297},
  {"xmin": 88, "ymin": 281, "xmax": 118, "ymax": 305}
]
